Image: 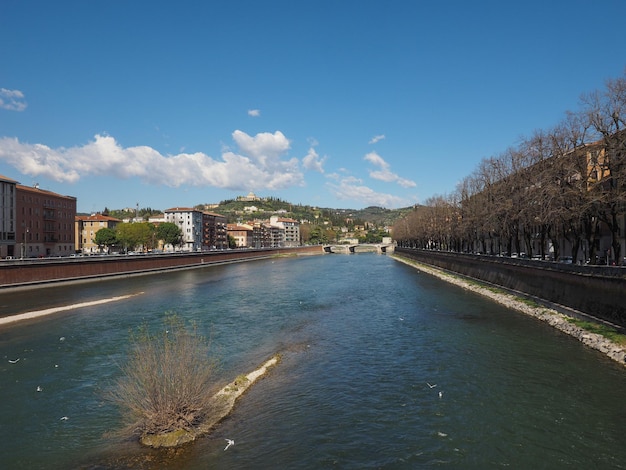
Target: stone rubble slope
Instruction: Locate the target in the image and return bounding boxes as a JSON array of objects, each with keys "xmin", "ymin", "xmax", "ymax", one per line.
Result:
[{"xmin": 393, "ymin": 256, "xmax": 626, "ymax": 367}]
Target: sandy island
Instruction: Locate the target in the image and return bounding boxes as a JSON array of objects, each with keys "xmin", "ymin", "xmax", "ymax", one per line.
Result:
[
  {"xmin": 0, "ymin": 293, "xmax": 143, "ymax": 326},
  {"xmin": 393, "ymin": 255, "xmax": 626, "ymax": 368}
]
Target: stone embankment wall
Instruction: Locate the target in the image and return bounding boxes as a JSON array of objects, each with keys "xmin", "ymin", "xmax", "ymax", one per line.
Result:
[
  {"xmin": 395, "ymin": 248, "xmax": 626, "ymax": 327},
  {"xmin": 0, "ymin": 246, "xmax": 323, "ymax": 290}
]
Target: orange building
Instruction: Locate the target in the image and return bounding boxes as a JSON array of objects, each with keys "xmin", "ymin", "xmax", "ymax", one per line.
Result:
[{"xmin": 75, "ymin": 213, "xmax": 122, "ymax": 254}]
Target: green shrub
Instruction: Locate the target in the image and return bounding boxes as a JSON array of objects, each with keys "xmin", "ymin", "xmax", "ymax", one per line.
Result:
[{"xmin": 107, "ymin": 314, "xmax": 218, "ymax": 437}]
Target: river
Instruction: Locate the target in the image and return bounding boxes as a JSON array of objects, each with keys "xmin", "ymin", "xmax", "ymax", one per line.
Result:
[{"xmin": 0, "ymin": 253, "xmax": 625, "ymax": 469}]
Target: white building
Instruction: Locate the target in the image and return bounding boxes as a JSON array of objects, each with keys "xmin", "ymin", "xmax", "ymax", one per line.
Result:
[
  {"xmin": 270, "ymin": 216, "xmax": 300, "ymax": 247},
  {"xmin": 0, "ymin": 174, "xmax": 17, "ymax": 258},
  {"xmin": 164, "ymin": 207, "xmax": 203, "ymax": 251}
]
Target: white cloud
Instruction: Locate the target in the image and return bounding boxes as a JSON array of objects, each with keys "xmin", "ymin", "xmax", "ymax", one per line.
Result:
[
  {"xmin": 302, "ymin": 147, "xmax": 326, "ymax": 173},
  {"xmin": 0, "ymin": 88, "xmax": 27, "ymax": 111},
  {"xmin": 364, "ymin": 151, "xmax": 416, "ymax": 188},
  {"xmin": 326, "ymin": 176, "xmax": 414, "ymax": 209},
  {"xmin": 247, "ymin": 109, "xmax": 261, "ymax": 117},
  {"xmin": 0, "ymin": 130, "xmax": 304, "ymax": 191},
  {"xmin": 368, "ymin": 134, "xmax": 385, "ymax": 144},
  {"xmin": 232, "ymin": 130, "xmax": 290, "ymax": 165}
]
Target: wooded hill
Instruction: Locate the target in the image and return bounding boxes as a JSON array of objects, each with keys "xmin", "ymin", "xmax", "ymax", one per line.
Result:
[{"xmin": 99, "ymin": 198, "xmax": 417, "ymax": 229}]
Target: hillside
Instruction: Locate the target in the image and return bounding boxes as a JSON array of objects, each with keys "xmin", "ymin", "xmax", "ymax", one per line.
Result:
[
  {"xmin": 202, "ymin": 198, "xmax": 415, "ymax": 228},
  {"xmin": 97, "ymin": 198, "xmax": 417, "ymax": 229}
]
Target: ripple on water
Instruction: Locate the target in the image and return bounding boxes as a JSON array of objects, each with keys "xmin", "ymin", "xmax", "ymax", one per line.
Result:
[{"xmin": 1, "ymin": 254, "xmax": 626, "ymax": 470}]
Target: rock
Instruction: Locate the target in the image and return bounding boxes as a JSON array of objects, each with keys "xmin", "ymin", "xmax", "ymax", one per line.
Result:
[
  {"xmin": 393, "ymin": 255, "xmax": 626, "ymax": 369},
  {"xmin": 141, "ymin": 429, "xmax": 195, "ymax": 447},
  {"xmin": 140, "ymin": 355, "xmax": 279, "ymax": 448}
]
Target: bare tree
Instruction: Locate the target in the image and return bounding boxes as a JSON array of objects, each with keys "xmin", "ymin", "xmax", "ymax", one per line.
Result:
[{"xmin": 581, "ymin": 73, "xmax": 626, "ymax": 264}]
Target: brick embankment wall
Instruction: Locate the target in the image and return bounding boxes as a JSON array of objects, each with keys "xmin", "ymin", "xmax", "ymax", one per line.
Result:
[
  {"xmin": 0, "ymin": 246, "xmax": 324, "ymax": 290},
  {"xmin": 395, "ymin": 248, "xmax": 626, "ymax": 327}
]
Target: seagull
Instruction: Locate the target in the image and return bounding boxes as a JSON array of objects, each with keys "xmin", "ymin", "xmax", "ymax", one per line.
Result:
[
  {"xmin": 59, "ymin": 337, "xmax": 65, "ymax": 342},
  {"xmin": 224, "ymin": 438, "xmax": 234, "ymax": 451},
  {"xmin": 439, "ymin": 391, "xmax": 443, "ymax": 399},
  {"xmin": 60, "ymin": 416, "xmax": 69, "ymax": 421},
  {"xmin": 8, "ymin": 358, "xmax": 20, "ymax": 364},
  {"xmin": 427, "ymin": 382, "xmax": 437, "ymax": 389},
  {"xmin": 36, "ymin": 386, "xmax": 43, "ymax": 392}
]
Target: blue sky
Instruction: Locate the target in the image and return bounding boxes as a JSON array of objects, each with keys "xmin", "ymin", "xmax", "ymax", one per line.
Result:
[{"xmin": 1, "ymin": 1, "xmax": 625, "ymax": 214}]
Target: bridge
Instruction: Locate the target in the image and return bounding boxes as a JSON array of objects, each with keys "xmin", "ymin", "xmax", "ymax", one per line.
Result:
[{"xmin": 323, "ymin": 243, "xmax": 395, "ymax": 254}]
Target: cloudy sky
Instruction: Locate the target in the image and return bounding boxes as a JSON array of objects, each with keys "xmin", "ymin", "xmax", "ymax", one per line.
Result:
[{"xmin": 1, "ymin": 0, "xmax": 625, "ymax": 213}]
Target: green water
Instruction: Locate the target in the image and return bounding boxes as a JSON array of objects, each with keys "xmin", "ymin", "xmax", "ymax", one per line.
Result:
[{"xmin": 0, "ymin": 254, "xmax": 624, "ymax": 469}]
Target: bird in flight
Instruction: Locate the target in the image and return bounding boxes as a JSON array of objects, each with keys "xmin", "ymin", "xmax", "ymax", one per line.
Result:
[
  {"xmin": 426, "ymin": 382, "xmax": 437, "ymax": 388},
  {"xmin": 8, "ymin": 358, "xmax": 20, "ymax": 364},
  {"xmin": 224, "ymin": 439, "xmax": 235, "ymax": 451}
]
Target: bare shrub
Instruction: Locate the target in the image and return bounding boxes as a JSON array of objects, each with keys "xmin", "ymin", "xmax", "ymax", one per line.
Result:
[{"xmin": 107, "ymin": 314, "xmax": 218, "ymax": 438}]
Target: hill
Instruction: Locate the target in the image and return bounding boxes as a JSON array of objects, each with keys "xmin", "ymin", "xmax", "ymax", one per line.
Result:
[
  {"xmin": 95, "ymin": 198, "xmax": 416, "ymax": 229},
  {"xmin": 201, "ymin": 198, "xmax": 415, "ymax": 228}
]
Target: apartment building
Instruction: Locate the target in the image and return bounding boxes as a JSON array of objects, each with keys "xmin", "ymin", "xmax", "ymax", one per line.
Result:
[
  {"xmin": 164, "ymin": 207, "xmax": 203, "ymax": 251},
  {"xmin": 75, "ymin": 213, "xmax": 121, "ymax": 254},
  {"xmin": 0, "ymin": 175, "xmax": 17, "ymax": 258},
  {"xmin": 202, "ymin": 211, "xmax": 228, "ymax": 249},
  {"xmin": 227, "ymin": 224, "xmax": 253, "ymax": 248},
  {"xmin": 270, "ymin": 216, "xmax": 300, "ymax": 247},
  {"xmin": 17, "ymin": 183, "xmax": 77, "ymax": 258}
]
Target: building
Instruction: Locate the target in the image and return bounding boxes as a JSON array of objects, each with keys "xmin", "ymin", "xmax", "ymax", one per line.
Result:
[
  {"xmin": 16, "ymin": 183, "xmax": 77, "ymax": 258},
  {"xmin": 270, "ymin": 216, "xmax": 300, "ymax": 247},
  {"xmin": 75, "ymin": 213, "xmax": 121, "ymax": 254},
  {"xmin": 227, "ymin": 223, "xmax": 253, "ymax": 248},
  {"xmin": 164, "ymin": 207, "xmax": 203, "ymax": 251},
  {"xmin": 202, "ymin": 211, "xmax": 228, "ymax": 249},
  {"xmin": 268, "ymin": 224, "xmax": 283, "ymax": 248},
  {"xmin": 237, "ymin": 191, "xmax": 261, "ymax": 202},
  {"xmin": 0, "ymin": 174, "xmax": 17, "ymax": 258},
  {"xmin": 250, "ymin": 222, "xmax": 272, "ymax": 248},
  {"xmin": 148, "ymin": 213, "xmax": 166, "ymax": 224}
]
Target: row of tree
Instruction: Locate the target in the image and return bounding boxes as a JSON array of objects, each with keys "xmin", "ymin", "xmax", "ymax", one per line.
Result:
[
  {"xmin": 299, "ymin": 224, "xmax": 390, "ymax": 245},
  {"xmin": 93, "ymin": 222, "xmax": 184, "ymax": 253},
  {"xmin": 393, "ymin": 70, "xmax": 626, "ymax": 265}
]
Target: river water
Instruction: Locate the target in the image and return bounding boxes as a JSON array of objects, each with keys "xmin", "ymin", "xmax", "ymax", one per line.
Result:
[{"xmin": 0, "ymin": 253, "xmax": 625, "ymax": 469}]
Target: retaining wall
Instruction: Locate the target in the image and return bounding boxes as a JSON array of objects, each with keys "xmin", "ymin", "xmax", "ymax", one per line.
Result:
[
  {"xmin": 396, "ymin": 248, "xmax": 626, "ymax": 327},
  {"xmin": 0, "ymin": 246, "xmax": 323, "ymax": 290}
]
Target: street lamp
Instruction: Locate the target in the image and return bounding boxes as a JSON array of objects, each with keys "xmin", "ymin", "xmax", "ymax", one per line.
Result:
[{"xmin": 21, "ymin": 227, "xmax": 29, "ymax": 259}]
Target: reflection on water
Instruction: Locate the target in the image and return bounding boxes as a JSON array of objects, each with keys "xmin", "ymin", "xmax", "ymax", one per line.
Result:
[{"xmin": 1, "ymin": 254, "xmax": 625, "ymax": 469}]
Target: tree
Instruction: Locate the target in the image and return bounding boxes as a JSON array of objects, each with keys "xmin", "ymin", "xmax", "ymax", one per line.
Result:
[
  {"xmin": 115, "ymin": 222, "xmax": 156, "ymax": 252},
  {"xmin": 581, "ymin": 73, "xmax": 626, "ymax": 264},
  {"xmin": 107, "ymin": 315, "xmax": 218, "ymax": 438},
  {"xmin": 156, "ymin": 222, "xmax": 183, "ymax": 251},
  {"xmin": 94, "ymin": 227, "xmax": 117, "ymax": 253},
  {"xmin": 307, "ymin": 226, "xmax": 329, "ymax": 245},
  {"xmin": 392, "ymin": 70, "xmax": 626, "ymax": 265}
]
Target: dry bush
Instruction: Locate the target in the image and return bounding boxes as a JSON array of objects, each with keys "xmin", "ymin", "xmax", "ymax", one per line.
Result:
[{"xmin": 107, "ymin": 314, "xmax": 218, "ymax": 437}]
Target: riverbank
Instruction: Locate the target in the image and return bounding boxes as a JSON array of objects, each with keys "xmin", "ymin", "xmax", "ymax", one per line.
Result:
[
  {"xmin": 393, "ymin": 254, "xmax": 626, "ymax": 368},
  {"xmin": 140, "ymin": 355, "xmax": 280, "ymax": 448},
  {"xmin": 0, "ymin": 246, "xmax": 324, "ymax": 291}
]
